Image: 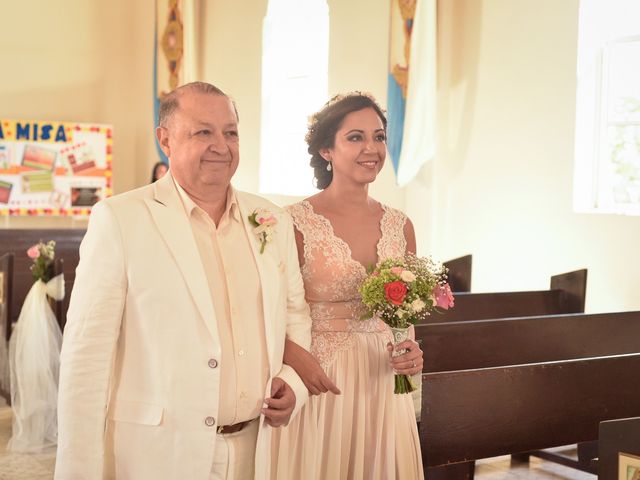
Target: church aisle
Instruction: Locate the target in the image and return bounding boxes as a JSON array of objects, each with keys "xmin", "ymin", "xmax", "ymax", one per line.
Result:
[
  {"xmin": 0, "ymin": 398, "xmax": 56, "ymax": 480},
  {"xmin": 0, "ymin": 396, "xmax": 594, "ymax": 480},
  {"xmin": 476, "ymin": 452, "xmax": 595, "ymax": 480}
]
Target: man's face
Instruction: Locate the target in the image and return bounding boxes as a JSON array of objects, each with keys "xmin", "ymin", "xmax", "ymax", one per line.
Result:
[{"xmin": 156, "ymin": 91, "xmax": 239, "ymax": 198}]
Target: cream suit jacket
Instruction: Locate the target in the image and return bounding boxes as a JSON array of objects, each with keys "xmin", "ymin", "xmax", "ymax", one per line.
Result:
[{"xmin": 55, "ymin": 173, "xmax": 311, "ymax": 479}]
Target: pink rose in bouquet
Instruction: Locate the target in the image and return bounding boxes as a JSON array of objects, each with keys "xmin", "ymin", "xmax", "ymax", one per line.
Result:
[
  {"xmin": 432, "ymin": 283, "xmax": 455, "ymax": 310},
  {"xmin": 26, "ymin": 240, "xmax": 56, "ymax": 283}
]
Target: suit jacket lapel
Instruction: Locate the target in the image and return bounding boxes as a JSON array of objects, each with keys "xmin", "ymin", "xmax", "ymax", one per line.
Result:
[
  {"xmin": 144, "ymin": 174, "xmax": 218, "ymax": 341},
  {"xmin": 236, "ymin": 192, "xmax": 278, "ymax": 367}
]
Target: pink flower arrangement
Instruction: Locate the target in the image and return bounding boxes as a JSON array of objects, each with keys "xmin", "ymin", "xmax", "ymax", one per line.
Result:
[{"xmin": 26, "ymin": 240, "xmax": 56, "ymax": 283}]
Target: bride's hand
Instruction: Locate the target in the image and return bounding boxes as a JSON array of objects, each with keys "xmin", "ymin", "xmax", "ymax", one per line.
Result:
[
  {"xmin": 284, "ymin": 339, "xmax": 341, "ymax": 396},
  {"xmin": 387, "ymin": 339, "xmax": 423, "ymax": 375}
]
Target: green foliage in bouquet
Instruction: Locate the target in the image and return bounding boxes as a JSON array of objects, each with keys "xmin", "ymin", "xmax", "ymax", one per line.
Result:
[{"xmin": 359, "ymin": 254, "xmax": 453, "ymax": 329}]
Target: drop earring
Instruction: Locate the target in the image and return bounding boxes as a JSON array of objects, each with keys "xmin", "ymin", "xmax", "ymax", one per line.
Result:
[{"xmin": 326, "ymin": 161, "xmax": 332, "ymax": 172}]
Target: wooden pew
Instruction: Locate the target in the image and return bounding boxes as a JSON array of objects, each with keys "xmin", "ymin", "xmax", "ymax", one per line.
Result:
[
  {"xmin": 0, "ymin": 253, "xmax": 13, "ymax": 403},
  {"xmin": 0, "ymin": 228, "xmax": 85, "ymax": 330},
  {"xmin": 420, "ymin": 354, "xmax": 640, "ymax": 474},
  {"xmin": 417, "ymin": 269, "xmax": 590, "ymax": 473},
  {"xmin": 425, "ymin": 268, "xmax": 586, "ymax": 323},
  {"xmin": 598, "ymin": 417, "xmax": 640, "ymax": 480},
  {"xmin": 444, "ymin": 255, "xmax": 472, "ymax": 293},
  {"xmin": 418, "ymin": 311, "xmax": 640, "ymax": 373},
  {"xmin": 0, "ymin": 253, "xmax": 14, "ymax": 342},
  {"xmin": 417, "ymin": 311, "xmax": 640, "ymax": 477}
]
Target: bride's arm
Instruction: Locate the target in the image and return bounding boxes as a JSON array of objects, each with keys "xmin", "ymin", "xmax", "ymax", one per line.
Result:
[
  {"xmin": 283, "ymin": 226, "xmax": 340, "ymax": 396},
  {"xmin": 284, "ymin": 339, "xmax": 341, "ymax": 395},
  {"xmin": 404, "ymin": 216, "xmax": 417, "ymax": 255}
]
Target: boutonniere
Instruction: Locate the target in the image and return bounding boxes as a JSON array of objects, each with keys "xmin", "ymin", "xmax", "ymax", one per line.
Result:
[{"xmin": 248, "ymin": 208, "xmax": 278, "ymax": 254}]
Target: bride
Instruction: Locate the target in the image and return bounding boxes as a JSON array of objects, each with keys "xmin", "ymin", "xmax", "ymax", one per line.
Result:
[{"xmin": 271, "ymin": 93, "xmax": 424, "ymax": 479}]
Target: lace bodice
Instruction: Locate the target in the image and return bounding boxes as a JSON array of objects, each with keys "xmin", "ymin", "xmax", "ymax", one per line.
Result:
[{"xmin": 287, "ymin": 200, "xmax": 408, "ymax": 366}]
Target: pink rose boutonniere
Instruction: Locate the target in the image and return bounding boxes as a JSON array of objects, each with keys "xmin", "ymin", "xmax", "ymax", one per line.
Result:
[{"xmin": 248, "ymin": 208, "xmax": 278, "ymax": 254}]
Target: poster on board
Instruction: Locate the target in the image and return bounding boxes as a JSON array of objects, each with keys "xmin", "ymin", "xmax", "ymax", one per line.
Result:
[{"xmin": 0, "ymin": 119, "xmax": 112, "ymax": 216}]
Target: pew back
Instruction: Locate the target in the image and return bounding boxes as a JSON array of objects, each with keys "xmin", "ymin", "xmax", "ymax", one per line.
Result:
[
  {"xmin": 0, "ymin": 253, "xmax": 14, "ymax": 341},
  {"xmin": 425, "ymin": 269, "xmax": 587, "ymax": 323},
  {"xmin": 418, "ymin": 311, "xmax": 640, "ymax": 373},
  {"xmin": 598, "ymin": 417, "xmax": 640, "ymax": 480},
  {"xmin": 443, "ymin": 254, "xmax": 472, "ymax": 293},
  {"xmin": 420, "ymin": 353, "xmax": 640, "ymax": 467},
  {"xmin": 0, "ymin": 252, "xmax": 13, "ymax": 403}
]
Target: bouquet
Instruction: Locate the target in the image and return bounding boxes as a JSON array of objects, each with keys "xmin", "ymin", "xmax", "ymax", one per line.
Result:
[
  {"xmin": 27, "ymin": 240, "xmax": 56, "ymax": 283},
  {"xmin": 359, "ymin": 254, "xmax": 454, "ymax": 393}
]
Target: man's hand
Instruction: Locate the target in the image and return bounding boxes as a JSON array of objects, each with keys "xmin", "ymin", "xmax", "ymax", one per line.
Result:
[
  {"xmin": 262, "ymin": 377, "xmax": 296, "ymax": 427},
  {"xmin": 284, "ymin": 339, "xmax": 340, "ymax": 396}
]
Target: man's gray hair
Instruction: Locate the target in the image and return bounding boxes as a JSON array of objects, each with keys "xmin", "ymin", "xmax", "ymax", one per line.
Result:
[{"xmin": 158, "ymin": 81, "xmax": 238, "ymax": 127}]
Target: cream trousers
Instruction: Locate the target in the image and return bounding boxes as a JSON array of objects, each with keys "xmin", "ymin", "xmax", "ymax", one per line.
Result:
[{"xmin": 209, "ymin": 419, "xmax": 259, "ymax": 480}]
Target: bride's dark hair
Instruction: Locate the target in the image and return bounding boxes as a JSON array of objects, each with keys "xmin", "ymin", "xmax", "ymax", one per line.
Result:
[{"xmin": 306, "ymin": 92, "xmax": 387, "ymax": 189}]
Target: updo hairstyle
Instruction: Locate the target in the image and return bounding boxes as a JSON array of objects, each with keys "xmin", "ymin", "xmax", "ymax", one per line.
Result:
[{"xmin": 306, "ymin": 92, "xmax": 387, "ymax": 189}]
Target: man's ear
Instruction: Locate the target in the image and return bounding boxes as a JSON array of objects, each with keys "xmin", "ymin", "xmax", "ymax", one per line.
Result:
[{"xmin": 156, "ymin": 126, "xmax": 171, "ymax": 157}]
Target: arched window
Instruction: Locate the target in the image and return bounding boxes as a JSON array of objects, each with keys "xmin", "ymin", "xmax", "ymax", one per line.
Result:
[
  {"xmin": 259, "ymin": 0, "xmax": 329, "ymax": 196},
  {"xmin": 574, "ymin": 0, "xmax": 640, "ymax": 214}
]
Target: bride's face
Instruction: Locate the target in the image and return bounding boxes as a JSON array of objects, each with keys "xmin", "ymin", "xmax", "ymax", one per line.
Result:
[{"xmin": 322, "ymin": 107, "xmax": 386, "ymax": 186}]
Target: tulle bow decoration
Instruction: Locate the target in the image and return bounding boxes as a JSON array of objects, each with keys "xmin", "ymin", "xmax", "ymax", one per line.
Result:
[
  {"xmin": 44, "ymin": 273, "xmax": 65, "ymax": 302},
  {"xmin": 7, "ymin": 244, "xmax": 64, "ymax": 453}
]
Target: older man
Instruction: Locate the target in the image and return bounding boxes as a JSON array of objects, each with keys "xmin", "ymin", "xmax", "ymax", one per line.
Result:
[{"xmin": 55, "ymin": 82, "xmax": 311, "ymax": 479}]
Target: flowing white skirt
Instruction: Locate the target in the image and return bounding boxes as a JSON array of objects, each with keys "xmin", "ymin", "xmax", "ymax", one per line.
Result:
[
  {"xmin": 271, "ymin": 330, "xmax": 424, "ymax": 480},
  {"xmin": 8, "ymin": 275, "xmax": 64, "ymax": 453}
]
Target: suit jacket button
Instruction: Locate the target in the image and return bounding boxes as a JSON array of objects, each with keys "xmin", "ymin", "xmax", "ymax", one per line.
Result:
[
  {"xmin": 205, "ymin": 416, "xmax": 216, "ymax": 427},
  {"xmin": 208, "ymin": 359, "xmax": 218, "ymax": 369}
]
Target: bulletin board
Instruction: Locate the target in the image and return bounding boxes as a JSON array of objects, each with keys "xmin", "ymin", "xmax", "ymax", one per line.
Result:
[{"xmin": 0, "ymin": 119, "xmax": 112, "ymax": 216}]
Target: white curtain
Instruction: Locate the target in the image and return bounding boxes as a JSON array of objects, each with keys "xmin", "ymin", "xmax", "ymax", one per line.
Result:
[{"xmin": 396, "ymin": 0, "xmax": 437, "ymax": 186}]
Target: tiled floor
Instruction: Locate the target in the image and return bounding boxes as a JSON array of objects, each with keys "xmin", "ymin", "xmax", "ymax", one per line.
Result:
[
  {"xmin": 0, "ymin": 402, "xmax": 56, "ymax": 480},
  {"xmin": 0, "ymin": 396, "xmax": 594, "ymax": 480},
  {"xmin": 476, "ymin": 454, "xmax": 595, "ymax": 480}
]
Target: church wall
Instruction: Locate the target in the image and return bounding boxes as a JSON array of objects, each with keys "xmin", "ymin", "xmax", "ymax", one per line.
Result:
[
  {"xmin": 2, "ymin": 0, "xmax": 638, "ymax": 314},
  {"xmin": 415, "ymin": 0, "xmax": 640, "ymax": 312}
]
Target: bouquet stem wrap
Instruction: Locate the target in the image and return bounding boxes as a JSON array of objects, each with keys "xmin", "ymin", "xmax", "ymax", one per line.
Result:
[{"xmin": 390, "ymin": 326, "xmax": 417, "ymax": 394}]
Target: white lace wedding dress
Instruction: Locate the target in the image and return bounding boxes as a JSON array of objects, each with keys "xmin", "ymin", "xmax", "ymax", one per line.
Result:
[{"xmin": 271, "ymin": 201, "xmax": 424, "ymax": 479}]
